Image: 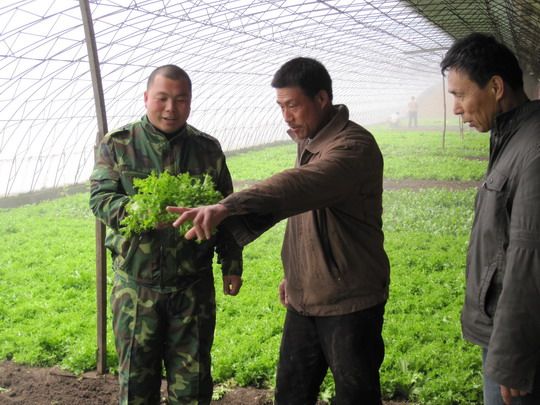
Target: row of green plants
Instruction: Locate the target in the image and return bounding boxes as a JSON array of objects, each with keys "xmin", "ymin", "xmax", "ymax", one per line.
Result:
[
  {"xmin": 227, "ymin": 129, "xmax": 488, "ymax": 181},
  {"xmin": 0, "ymin": 130, "xmax": 489, "ymax": 404}
]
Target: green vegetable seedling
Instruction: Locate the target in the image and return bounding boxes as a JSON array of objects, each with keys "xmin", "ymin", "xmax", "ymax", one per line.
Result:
[{"xmin": 120, "ymin": 171, "xmax": 222, "ymax": 238}]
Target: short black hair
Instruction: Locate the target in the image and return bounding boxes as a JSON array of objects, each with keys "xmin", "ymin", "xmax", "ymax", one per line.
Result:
[
  {"xmin": 271, "ymin": 57, "xmax": 333, "ymax": 101},
  {"xmin": 440, "ymin": 33, "xmax": 523, "ymax": 91},
  {"xmin": 147, "ymin": 65, "xmax": 192, "ymax": 91}
]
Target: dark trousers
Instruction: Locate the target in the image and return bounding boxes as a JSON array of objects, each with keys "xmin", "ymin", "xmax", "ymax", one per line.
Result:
[
  {"xmin": 408, "ymin": 112, "xmax": 417, "ymax": 127},
  {"xmin": 275, "ymin": 304, "xmax": 385, "ymax": 405}
]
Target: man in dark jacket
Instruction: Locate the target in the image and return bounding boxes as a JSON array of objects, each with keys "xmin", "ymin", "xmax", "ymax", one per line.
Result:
[
  {"xmin": 168, "ymin": 57, "xmax": 390, "ymax": 404},
  {"xmin": 441, "ymin": 33, "xmax": 540, "ymax": 405}
]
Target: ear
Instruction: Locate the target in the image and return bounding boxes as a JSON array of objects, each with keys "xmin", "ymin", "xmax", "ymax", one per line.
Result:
[
  {"xmin": 490, "ymin": 76, "xmax": 505, "ymax": 101},
  {"xmin": 315, "ymin": 90, "xmax": 331, "ymax": 109},
  {"xmin": 144, "ymin": 90, "xmax": 149, "ymax": 107}
]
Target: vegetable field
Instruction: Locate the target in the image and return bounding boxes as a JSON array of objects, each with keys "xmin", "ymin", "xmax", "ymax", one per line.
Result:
[{"xmin": 0, "ymin": 128, "xmax": 489, "ymax": 404}]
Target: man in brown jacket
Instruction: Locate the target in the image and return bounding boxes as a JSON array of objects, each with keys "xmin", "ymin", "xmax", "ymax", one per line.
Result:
[{"xmin": 168, "ymin": 57, "xmax": 390, "ymax": 404}]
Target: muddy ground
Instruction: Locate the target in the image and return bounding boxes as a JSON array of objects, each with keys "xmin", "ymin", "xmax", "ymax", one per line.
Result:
[{"xmin": 0, "ymin": 361, "xmax": 412, "ymax": 404}]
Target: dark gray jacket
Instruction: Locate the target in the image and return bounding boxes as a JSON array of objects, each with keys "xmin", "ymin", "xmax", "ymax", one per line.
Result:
[{"xmin": 463, "ymin": 100, "xmax": 540, "ymax": 392}]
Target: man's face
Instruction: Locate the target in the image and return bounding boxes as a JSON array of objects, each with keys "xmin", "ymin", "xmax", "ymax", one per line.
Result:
[
  {"xmin": 447, "ymin": 68, "xmax": 499, "ymax": 133},
  {"xmin": 144, "ymin": 74, "xmax": 191, "ymax": 134},
  {"xmin": 276, "ymin": 86, "xmax": 328, "ymax": 140}
]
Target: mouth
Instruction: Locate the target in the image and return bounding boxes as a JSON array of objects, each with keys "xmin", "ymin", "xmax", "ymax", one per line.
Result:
[
  {"xmin": 162, "ymin": 117, "xmax": 178, "ymax": 126},
  {"xmin": 286, "ymin": 127, "xmax": 300, "ymax": 140}
]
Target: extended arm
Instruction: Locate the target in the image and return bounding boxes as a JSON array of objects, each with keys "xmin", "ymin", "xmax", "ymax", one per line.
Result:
[{"xmin": 169, "ymin": 134, "xmax": 381, "ymax": 242}]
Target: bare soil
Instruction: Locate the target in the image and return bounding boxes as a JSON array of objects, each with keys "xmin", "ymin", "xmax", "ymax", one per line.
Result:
[
  {"xmin": 0, "ymin": 361, "xmax": 409, "ymax": 405},
  {"xmin": 382, "ymin": 179, "xmax": 479, "ymax": 190},
  {"xmin": 0, "ymin": 178, "xmax": 481, "ymax": 209}
]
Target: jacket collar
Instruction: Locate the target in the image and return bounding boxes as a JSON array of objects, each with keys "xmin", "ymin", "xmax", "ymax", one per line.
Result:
[
  {"xmin": 141, "ymin": 114, "xmax": 188, "ymax": 142},
  {"xmin": 488, "ymin": 100, "xmax": 540, "ymax": 166},
  {"xmin": 492, "ymin": 99, "xmax": 540, "ymax": 139},
  {"xmin": 299, "ymin": 104, "xmax": 350, "ymax": 154}
]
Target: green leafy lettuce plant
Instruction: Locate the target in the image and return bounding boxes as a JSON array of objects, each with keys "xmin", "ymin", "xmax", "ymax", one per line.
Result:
[{"xmin": 120, "ymin": 171, "xmax": 222, "ymax": 237}]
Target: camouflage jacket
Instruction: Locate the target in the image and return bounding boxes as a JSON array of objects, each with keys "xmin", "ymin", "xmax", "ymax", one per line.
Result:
[{"xmin": 89, "ymin": 115, "xmax": 242, "ymax": 291}]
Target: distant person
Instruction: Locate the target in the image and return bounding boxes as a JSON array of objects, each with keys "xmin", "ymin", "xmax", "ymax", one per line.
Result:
[
  {"xmin": 89, "ymin": 65, "xmax": 243, "ymax": 404},
  {"xmin": 389, "ymin": 111, "xmax": 400, "ymax": 128},
  {"xmin": 441, "ymin": 33, "xmax": 540, "ymax": 405},
  {"xmin": 407, "ymin": 96, "xmax": 418, "ymax": 127},
  {"xmin": 168, "ymin": 57, "xmax": 390, "ymax": 404}
]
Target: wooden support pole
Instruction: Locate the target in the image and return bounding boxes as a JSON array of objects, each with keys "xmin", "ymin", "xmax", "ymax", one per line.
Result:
[
  {"xmin": 442, "ymin": 74, "xmax": 447, "ymax": 150},
  {"xmin": 79, "ymin": 0, "xmax": 109, "ymax": 375}
]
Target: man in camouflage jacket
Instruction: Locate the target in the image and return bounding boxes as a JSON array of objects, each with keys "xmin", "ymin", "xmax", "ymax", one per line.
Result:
[{"xmin": 89, "ymin": 65, "xmax": 243, "ymax": 405}]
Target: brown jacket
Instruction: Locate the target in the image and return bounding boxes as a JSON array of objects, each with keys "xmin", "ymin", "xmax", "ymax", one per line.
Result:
[{"xmin": 222, "ymin": 105, "xmax": 390, "ymax": 316}]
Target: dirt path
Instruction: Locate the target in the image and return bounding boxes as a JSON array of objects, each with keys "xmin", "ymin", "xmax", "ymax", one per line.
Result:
[
  {"xmin": 0, "ymin": 361, "xmax": 410, "ymax": 405},
  {"xmin": 0, "ymin": 179, "xmax": 481, "ymax": 209},
  {"xmin": 233, "ymin": 178, "xmax": 480, "ymax": 192},
  {"xmin": 383, "ymin": 179, "xmax": 479, "ymax": 190}
]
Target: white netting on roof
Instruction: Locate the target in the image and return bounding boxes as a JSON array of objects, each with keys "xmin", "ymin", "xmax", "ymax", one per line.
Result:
[{"xmin": 4, "ymin": 0, "xmax": 535, "ymax": 196}]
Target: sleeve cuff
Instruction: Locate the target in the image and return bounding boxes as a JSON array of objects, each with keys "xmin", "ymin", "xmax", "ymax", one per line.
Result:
[{"xmin": 220, "ymin": 257, "xmax": 243, "ymax": 277}]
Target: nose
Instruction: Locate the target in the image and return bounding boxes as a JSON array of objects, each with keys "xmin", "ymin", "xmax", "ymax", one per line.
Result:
[
  {"xmin": 165, "ymin": 98, "xmax": 174, "ymax": 112},
  {"xmin": 453, "ymin": 99, "xmax": 463, "ymax": 116},
  {"xmin": 282, "ymin": 107, "xmax": 293, "ymax": 124}
]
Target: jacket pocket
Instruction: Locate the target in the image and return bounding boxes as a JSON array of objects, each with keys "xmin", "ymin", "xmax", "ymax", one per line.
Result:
[
  {"xmin": 478, "ymin": 262, "xmax": 502, "ymax": 318},
  {"xmin": 106, "ymin": 232, "xmax": 140, "ymax": 271},
  {"xmin": 174, "ymin": 239, "xmax": 214, "ymax": 277},
  {"xmin": 483, "ymin": 169, "xmax": 508, "ymax": 192},
  {"xmin": 480, "ymin": 168, "xmax": 509, "ymax": 228},
  {"xmin": 107, "ymin": 231, "xmax": 160, "ymax": 283},
  {"xmin": 315, "ymin": 210, "xmax": 343, "ymax": 280}
]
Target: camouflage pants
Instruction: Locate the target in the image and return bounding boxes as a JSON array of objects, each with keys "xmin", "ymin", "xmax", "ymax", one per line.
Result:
[{"xmin": 111, "ymin": 273, "xmax": 216, "ymax": 405}]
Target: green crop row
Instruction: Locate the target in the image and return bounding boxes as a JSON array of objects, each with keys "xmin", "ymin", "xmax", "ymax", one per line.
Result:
[{"xmin": 226, "ymin": 129, "xmax": 488, "ymax": 182}]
